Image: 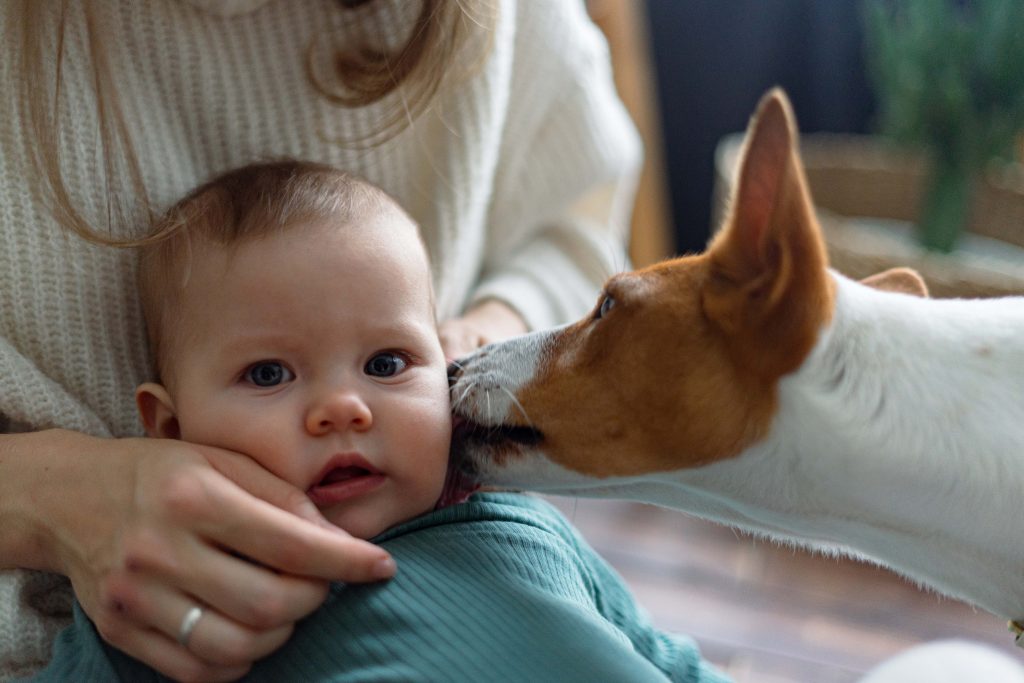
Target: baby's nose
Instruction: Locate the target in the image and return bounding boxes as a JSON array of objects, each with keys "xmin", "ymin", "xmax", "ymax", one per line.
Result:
[{"xmin": 306, "ymin": 390, "xmax": 373, "ymax": 434}]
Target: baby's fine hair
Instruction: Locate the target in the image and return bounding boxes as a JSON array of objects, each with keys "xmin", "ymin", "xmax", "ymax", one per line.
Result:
[{"xmin": 138, "ymin": 159, "xmax": 410, "ymax": 378}]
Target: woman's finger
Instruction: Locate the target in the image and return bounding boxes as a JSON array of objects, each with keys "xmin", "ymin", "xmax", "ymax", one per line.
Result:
[
  {"xmin": 144, "ymin": 582, "xmax": 294, "ymax": 666},
  {"xmin": 199, "ymin": 444, "xmax": 334, "ymax": 529},
  {"xmin": 438, "ymin": 320, "xmax": 481, "ymax": 361},
  {"xmin": 179, "ymin": 603, "xmax": 294, "ymax": 669},
  {"xmin": 439, "ymin": 300, "xmax": 528, "ymax": 360},
  {"xmin": 118, "ymin": 628, "xmax": 251, "ymax": 683},
  {"xmin": 99, "ymin": 567, "xmax": 296, "ymax": 667},
  {"xmin": 169, "ymin": 539, "xmax": 330, "ymax": 631},
  {"xmin": 173, "ymin": 454, "xmax": 396, "ymax": 582},
  {"xmin": 94, "ymin": 609, "xmax": 251, "ymax": 683}
]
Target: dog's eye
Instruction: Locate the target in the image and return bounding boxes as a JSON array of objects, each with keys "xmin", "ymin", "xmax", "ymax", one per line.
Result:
[{"xmin": 596, "ymin": 294, "xmax": 615, "ymax": 320}]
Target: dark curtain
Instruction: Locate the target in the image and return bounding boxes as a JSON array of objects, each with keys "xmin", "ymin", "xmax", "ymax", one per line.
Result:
[{"xmin": 646, "ymin": 0, "xmax": 875, "ymax": 254}]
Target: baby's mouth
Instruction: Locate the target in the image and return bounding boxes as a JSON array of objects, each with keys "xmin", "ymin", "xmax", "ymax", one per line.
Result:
[
  {"xmin": 307, "ymin": 460, "xmax": 386, "ymax": 507},
  {"xmin": 318, "ymin": 466, "xmax": 373, "ymax": 485}
]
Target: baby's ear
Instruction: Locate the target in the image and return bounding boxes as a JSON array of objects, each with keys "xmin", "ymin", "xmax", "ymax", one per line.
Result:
[{"xmin": 135, "ymin": 383, "xmax": 181, "ymax": 439}]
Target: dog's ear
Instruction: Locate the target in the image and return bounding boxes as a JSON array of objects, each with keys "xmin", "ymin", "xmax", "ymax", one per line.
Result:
[
  {"xmin": 716, "ymin": 90, "xmax": 795, "ymax": 282},
  {"xmin": 702, "ymin": 89, "xmax": 832, "ymax": 376},
  {"xmin": 860, "ymin": 267, "xmax": 930, "ymax": 298}
]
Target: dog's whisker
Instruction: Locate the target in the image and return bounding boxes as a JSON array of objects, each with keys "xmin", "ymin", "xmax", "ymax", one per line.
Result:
[
  {"xmin": 451, "ymin": 381, "xmax": 470, "ymax": 410},
  {"xmin": 500, "ymin": 386, "xmax": 536, "ymax": 428}
]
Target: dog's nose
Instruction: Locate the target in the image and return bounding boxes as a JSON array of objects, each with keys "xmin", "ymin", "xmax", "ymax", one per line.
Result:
[{"xmin": 447, "ymin": 362, "xmax": 463, "ymax": 388}]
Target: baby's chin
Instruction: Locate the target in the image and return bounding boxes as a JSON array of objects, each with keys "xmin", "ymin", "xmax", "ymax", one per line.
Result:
[
  {"xmin": 321, "ymin": 491, "xmax": 445, "ymax": 540},
  {"xmin": 321, "ymin": 510, "xmax": 391, "ymax": 541}
]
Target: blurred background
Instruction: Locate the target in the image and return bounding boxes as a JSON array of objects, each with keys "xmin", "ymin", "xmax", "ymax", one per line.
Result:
[
  {"xmin": 591, "ymin": 0, "xmax": 873, "ymax": 261},
  {"xmin": 594, "ymin": 0, "xmax": 1024, "ymax": 296},
  {"xmin": 630, "ymin": 0, "xmax": 872, "ymax": 255},
  {"xmin": 573, "ymin": 1, "xmax": 1024, "ymax": 680}
]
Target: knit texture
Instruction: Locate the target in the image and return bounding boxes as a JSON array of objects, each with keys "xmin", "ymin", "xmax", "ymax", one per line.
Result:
[
  {"xmin": 34, "ymin": 494, "xmax": 730, "ymax": 683},
  {"xmin": 0, "ymin": 0, "xmax": 640, "ymax": 677}
]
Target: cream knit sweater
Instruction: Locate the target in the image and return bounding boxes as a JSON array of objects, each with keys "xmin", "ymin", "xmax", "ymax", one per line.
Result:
[{"xmin": 0, "ymin": 0, "xmax": 640, "ymax": 677}]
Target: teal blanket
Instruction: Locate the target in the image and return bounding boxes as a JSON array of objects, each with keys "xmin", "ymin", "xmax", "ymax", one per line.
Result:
[{"xmin": 33, "ymin": 492, "xmax": 730, "ymax": 682}]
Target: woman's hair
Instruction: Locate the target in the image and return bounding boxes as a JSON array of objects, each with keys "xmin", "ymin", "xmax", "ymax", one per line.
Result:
[
  {"xmin": 14, "ymin": 0, "xmax": 495, "ymax": 248},
  {"xmin": 138, "ymin": 159, "xmax": 406, "ymax": 378}
]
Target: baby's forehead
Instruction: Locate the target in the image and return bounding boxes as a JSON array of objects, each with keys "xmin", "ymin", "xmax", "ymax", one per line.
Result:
[
  {"xmin": 158, "ymin": 197, "xmax": 428, "ymax": 311},
  {"xmin": 189, "ymin": 213, "xmax": 428, "ymax": 293}
]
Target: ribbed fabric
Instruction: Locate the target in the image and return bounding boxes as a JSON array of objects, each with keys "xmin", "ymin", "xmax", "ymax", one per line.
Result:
[
  {"xmin": 34, "ymin": 494, "xmax": 730, "ymax": 683},
  {"xmin": 0, "ymin": 0, "xmax": 641, "ymax": 677}
]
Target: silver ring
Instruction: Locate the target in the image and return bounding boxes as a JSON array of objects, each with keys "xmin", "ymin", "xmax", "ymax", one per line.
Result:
[{"xmin": 176, "ymin": 606, "xmax": 203, "ymax": 648}]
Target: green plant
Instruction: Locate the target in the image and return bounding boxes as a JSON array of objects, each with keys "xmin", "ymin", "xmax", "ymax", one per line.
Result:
[{"xmin": 864, "ymin": 0, "xmax": 1024, "ymax": 252}]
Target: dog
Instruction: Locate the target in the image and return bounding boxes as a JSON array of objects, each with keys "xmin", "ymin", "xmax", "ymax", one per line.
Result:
[{"xmin": 449, "ymin": 89, "xmax": 1024, "ymax": 639}]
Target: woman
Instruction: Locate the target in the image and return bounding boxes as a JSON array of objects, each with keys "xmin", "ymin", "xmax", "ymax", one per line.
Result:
[{"xmin": 0, "ymin": 0, "xmax": 641, "ymax": 679}]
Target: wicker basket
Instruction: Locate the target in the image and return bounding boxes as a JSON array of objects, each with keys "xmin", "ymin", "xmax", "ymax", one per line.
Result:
[{"xmin": 713, "ymin": 134, "xmax": 1024, "ymax": 298}]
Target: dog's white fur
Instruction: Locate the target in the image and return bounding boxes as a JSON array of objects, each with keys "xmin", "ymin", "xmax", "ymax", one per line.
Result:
[{"xmin": 449, "ymin": 90, "xmax": 1024, "ymax": 674}]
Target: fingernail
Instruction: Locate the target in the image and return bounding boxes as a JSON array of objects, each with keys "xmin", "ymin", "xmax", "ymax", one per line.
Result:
[{"xmin": 373, "ymin": 556, "xmax": 396, "ymax": 579}]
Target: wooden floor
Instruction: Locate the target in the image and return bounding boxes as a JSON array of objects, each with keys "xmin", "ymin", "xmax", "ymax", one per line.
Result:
[{"xmin": 543, "ymin": 496, "xmax": 1023, "ymax": 683}]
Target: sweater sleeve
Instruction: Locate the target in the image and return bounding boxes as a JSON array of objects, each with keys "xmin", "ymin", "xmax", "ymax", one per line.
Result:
[
  {"xmin": 470, "ymin": 0, "xmax": 642, "ymax": 331},
  {"xmin": 0, "ymin": 337, "xmax": 113, "ymax": 437}
]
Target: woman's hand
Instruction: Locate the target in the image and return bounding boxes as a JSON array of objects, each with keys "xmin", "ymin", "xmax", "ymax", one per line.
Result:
[
  {"xmin": 1, "ymin": 429, "xmax": 395, "ymax": 682},
  {"xmin": 439, "ymin": 299, "xmax": 528, "ymax": 361}
]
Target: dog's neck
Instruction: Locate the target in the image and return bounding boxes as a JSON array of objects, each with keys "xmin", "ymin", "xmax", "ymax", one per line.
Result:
[{"xmin": 645, "ymin": 272, "xmax": 1024, "ymax": 618}]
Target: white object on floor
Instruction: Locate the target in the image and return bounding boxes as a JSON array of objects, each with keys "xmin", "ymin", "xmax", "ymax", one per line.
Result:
[{"xmin": 860, "ymin": 640, "xmax": 1024, "ymax": 683}]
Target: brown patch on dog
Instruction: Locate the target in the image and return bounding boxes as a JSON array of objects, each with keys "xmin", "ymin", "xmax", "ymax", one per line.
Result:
[
  {"xmin": 512, "ymin": 261, "xmax": 779, "ymax": 476},
  {"xmin": 498, "ymin": 89, "xmax": 837, "ymax": 478}
]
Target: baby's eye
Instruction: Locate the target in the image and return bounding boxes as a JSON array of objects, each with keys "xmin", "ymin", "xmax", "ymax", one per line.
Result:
[
  {"xmin": 244, "ymin": 361, "xmax": 294, "ymax": 387},
  {"xmin": 365, "ymin": 352, "xmax": 408, "ymax": 378}
]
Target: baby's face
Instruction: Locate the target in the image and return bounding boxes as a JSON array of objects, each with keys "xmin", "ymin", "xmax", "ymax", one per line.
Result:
[{"xmin": 160, "ymin": 211, "xmax": 451, "ymax": 539}]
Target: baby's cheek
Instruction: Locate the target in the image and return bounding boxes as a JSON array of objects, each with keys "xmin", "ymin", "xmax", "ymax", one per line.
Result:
[
  {"xmin": 403, "ymin": 388, "xmax": 455, "ymax": 480},
  {"xmin": 424, "ymin": 422, "xmax": 455, "ymax": 497},
  {"xmin": 180, "ymin": 410, "xmax": 299, "ymax": 484},
  {"xmin": 411, "ymin": 387, "xmax": 455, "ymax": 442},
  {"xmin": 420, "ymin": 430, "xmax": 452, "ymax": 490}
]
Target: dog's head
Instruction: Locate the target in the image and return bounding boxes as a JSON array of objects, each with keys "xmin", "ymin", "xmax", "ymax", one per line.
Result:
[{"xmin": 449, "ymin": 88, "xmax": 835, "ymax": 489}]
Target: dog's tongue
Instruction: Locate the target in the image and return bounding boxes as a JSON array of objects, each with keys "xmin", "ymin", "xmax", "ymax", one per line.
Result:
[{"xmin": 435, "ymin": 461, "xmax": 480, "ymax": 510}]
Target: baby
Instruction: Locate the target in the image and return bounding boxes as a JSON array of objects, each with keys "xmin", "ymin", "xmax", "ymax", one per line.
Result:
[
  {"xmin": 135, "ymin": 160, "xmax": 457, "ymax": 540},
  {"xmin": 35, "ymin": 160, "xmax": 728, "ymax": 683}
]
